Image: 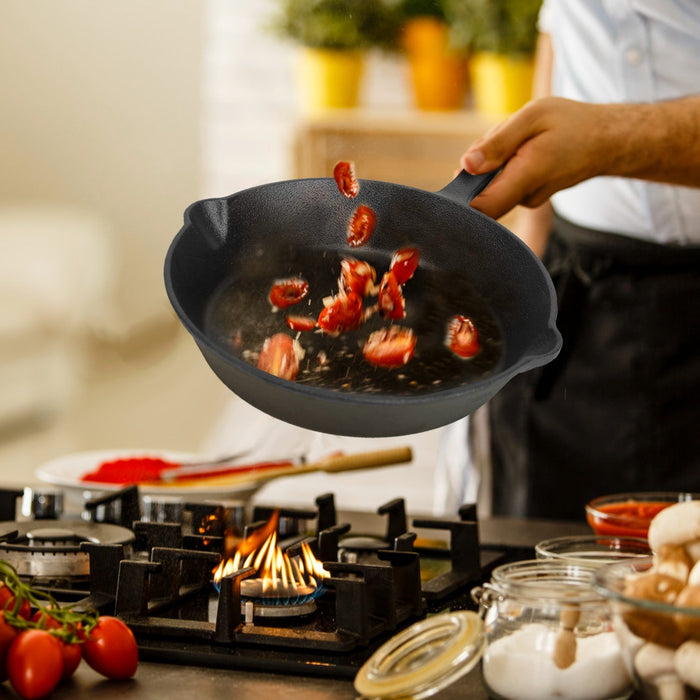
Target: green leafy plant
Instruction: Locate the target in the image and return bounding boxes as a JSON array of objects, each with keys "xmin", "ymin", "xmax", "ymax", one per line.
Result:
[
  {"xmin": 270, "ymin": 0, "xmax": 401, "ymax": 51},
  {"xmin": 444, "ymin": 0, "xmax": 543, "ymax": 55},
  {"xmin": 396, "ymin": 0, "xmax": 446, "ymax": 21}
]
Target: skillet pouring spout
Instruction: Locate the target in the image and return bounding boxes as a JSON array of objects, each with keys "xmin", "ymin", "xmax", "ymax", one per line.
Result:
[{"xmin": 164, "ymin": 171, "xmax": 561, "ymax": 437}]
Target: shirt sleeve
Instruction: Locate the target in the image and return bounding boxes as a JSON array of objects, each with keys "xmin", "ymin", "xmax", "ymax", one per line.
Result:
[{"xmin": 537, "ymin": 0, "xmax": 554, "ymax": 34}]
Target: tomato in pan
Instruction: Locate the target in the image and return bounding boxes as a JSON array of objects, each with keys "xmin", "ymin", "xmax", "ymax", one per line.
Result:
[
  {"xmin": 257, "ymin": 333, "xmax": 305, "ymax": 380},
  {"xmin": 390, "ymin": 247, "xmax": 420, "ymax": 285},
  {"xmin": 269, "ymin": 277, "xmax": 309, "ymax": 309},
  {"xmin": 339, "ymin": 257, "xmax": 377, "ymax": 297},
  {"xmin": 445, "ymin": 315, "xmax": 480, "ymax": 359},
  {"xmin": 362, "ymin": 326, "xmax": 416, "ymax": 369},
  {"xmin": 347, "ymin": 205, "xmax": 376, "ymax": 247},
  {"xmin": 317, "ymin": 291, "xmax": 364, "ymax": 335},
  {"xmin": 286, "ymin": 315, "xmax": 316, "ymax": 332},
  {"xmin": 377, "ymin": 271, "xmax": 406, "ymax": 320}
]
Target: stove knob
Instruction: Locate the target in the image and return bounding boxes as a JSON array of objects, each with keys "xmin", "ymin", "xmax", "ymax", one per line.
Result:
[{"xmin": 22, "ymin": 487, "xmax": 64, "ymax": 520}]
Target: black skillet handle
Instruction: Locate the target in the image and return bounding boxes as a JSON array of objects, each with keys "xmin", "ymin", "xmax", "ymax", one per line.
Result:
[{"xmin": 435, "ymin": 169, "xmax": 500, "ymax": 207}]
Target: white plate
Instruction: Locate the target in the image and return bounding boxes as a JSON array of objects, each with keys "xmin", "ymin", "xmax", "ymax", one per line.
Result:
[{"xmin": 35, "ymin": 448, "xmax": 262, "ymax": 502}]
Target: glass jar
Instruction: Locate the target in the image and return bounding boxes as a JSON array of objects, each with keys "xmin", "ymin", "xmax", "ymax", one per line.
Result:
[
  {"xmin": 473, "ymin": 559, "xmax": 633, "ymax": 700},
  {"xmin": 535, "ymin": 535, "xmax": 651, "ymax": 567}
]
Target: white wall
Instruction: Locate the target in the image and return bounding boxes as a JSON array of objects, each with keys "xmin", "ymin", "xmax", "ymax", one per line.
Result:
[{"xmin": 0, "ymin": 0, "xmax": 205, "ymax": 336}]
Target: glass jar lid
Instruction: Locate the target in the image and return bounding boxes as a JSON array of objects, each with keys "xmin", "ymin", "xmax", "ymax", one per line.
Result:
[{"xmin": 354, "ymin": 610, "xmax": 485, "ymax": 699}]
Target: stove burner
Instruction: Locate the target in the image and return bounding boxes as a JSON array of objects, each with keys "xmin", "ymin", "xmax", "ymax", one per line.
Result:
[
  {"xmin": 0, "ymin": 520, "xmax": 135, "ymax": 578},
  {"xmin": 241, "ymin": 598, "xmax": 318, "ymax": 619}
]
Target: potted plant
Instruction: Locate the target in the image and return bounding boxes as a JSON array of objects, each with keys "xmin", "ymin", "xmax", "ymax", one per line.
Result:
[
  {"xmin": 397, "ymin": 0, "xmax": 470, "ymax": 111},
  {"xmin": 444, "ymin": 0, "xmax": 542, "ymax": 115},
  {"xmin": 269, "ymin": 0, "xmax": 399, "ymax": 113}
]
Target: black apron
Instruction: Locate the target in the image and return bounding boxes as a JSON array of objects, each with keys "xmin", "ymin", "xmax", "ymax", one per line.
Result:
[{"xmin": 489, "ymin": 214, "xmax": 700, "ymax": 520}]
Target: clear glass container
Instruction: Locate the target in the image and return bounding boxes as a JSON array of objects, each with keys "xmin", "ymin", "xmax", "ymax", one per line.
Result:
[
  {"xmin": 473, "ymin": 559, "xmax": 633, "ymax": 700},
  {"xmin": 535, "ymin": 535, "xmax": 651, "ymax": 567}
]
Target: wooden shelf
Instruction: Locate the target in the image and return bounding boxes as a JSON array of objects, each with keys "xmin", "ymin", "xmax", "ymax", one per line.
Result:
[{"xmin": 292, "ymin": 108, "xmax": 499, "ymax": 193}]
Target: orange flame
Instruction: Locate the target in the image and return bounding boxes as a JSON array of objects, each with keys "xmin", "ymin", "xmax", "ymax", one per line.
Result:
[{"xmin": 212, "ymin": 510, "xmax": 328, "ymax": 598}]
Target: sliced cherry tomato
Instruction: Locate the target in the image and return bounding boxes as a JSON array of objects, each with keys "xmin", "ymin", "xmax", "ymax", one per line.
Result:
[
  {"xmin": 268, "ymin": 277, "xmax": 309, "ymax": 309},
  {"xmin": 339, "ymin": 257, "xmax": 377, "ymax": 297},
  {"xmin": 362, "ymin": 326, "xmax": 416, "ymax": 369},
  {"xmin": 317, "ymin": 291, "xmax": 364, "ymax": 335},
  {"xmin": 0, "ymin": 611, "xmax": 18, "ymax": 682},
  {"xmin": 333, "ymin": 160, "xmax": 359, "ymax": 198},
  {"xmin": 82, "ymin": 616, "xmax": 138, "ymax": 680},
  {"xmin": 286, "ymin": 314, "xmax": 316, "ymax": 332},
  {"xmin": 347, "ymin": 204, "xmax": 376, "ymax": 247},
  {"xmin": 377, "ymin": 271, "xmax": 406, "ymax": 320},
  {"xmin": 446, "ymin": 315, "xmax": 480, "ymax": 359},
  {"xmin": 30, "ymin": 611, "xmax": 82, "ymax": 680},
  {"xmin": 7, "ymin": 629, "xmax": 63, "ymax": 699},
  {"xmin": 390, "ymin": 247, "xmax": 421, "ymax": 285},
  {"xmin": 257, "ymin": 333, "xmax": 304, "ymax": 380},
  {"xmin": 0, "ymin": 583, "xmax": 31, "ymax": 620}
]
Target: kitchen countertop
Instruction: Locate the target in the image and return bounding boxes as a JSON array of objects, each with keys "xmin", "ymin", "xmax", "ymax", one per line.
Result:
[{"xmin": 4, "ymin": 515, "xmax": 594, "ymax": 700}]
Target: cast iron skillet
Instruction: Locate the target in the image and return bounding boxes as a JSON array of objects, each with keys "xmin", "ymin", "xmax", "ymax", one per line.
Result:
[{"xmin": 164, "ymin": 170, "xmax": 561, "ymax": 437}]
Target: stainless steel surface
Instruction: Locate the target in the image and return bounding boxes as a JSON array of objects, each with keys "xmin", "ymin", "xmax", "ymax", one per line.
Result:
[{"xmin": 22, "ymin": 486, "xmax": 64, "ymax": 520}]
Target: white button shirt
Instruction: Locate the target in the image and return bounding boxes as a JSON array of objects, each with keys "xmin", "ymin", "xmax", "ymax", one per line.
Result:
[{"xmin": 539, "ymin": 0, "xmax": 700, "ymax": 245}]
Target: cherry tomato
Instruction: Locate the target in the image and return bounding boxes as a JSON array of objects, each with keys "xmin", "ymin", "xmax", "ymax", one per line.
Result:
[
  {"xmin": 257, "ymin": 333, "xmax": 304, "ymax": 380},
  {"xmin": 339, "ymin": 257, "xmax": 376, "ymax": 297},
  {"xmin": 445, "ymin": 315, "xmax": 480, "ymax": 359},
  {"xmin": 30, "ymin": 611, "xmax": 81, "ymax": 680},
  {"xmin": 333, "ymin": 160, "xmax": 359, "ymax": 198},
  {"xmin": 268, "ymin": 277, "xmax": 309, "ymax": 309},
  {"xmin": 317, "ymin": 291, "xmax": 364, "ymax": 335},
  {"xmin": 0, "ymin": 583, "xmax": 31, "ymax": 620},
  {"xmin": 347, "ymin": 205, "xmax": 376, "ymax": 247},
  {"xmin": 0, "ymin": 611, "xmax": 18, "ymax": 682},
  {"xmin": 362, "ymin": 326, "xmax": 416, "ymax": 369},
  {"xmin": 7, "ymin": 629, "xmax": 63, "ymax": 699},
  {"xmin": 82, "ymin": 616, "xmax": 138, "ymax": 680},
  {"xmin": 390, "ymin": 247, "xmax": 421, "ymax": 285},
  {"xmin": 377, "ymin": 271, "xmax": 406, "ymax": 320},
  {"xmin": 286, "ymin": 315, "xmax": 316, "ymax": 332}
]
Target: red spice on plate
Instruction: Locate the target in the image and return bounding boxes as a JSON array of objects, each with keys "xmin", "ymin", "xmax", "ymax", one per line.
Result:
[{"xmin": 80, "ymin": 457, "xmax": 180, "ymax": 484}]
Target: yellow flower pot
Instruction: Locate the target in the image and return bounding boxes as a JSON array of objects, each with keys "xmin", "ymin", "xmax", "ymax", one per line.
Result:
[
  {"xmin": 402, "ymin": 18, "xmax": 469, "ymax": 112},
  {"xmin": 297, "ymin": 47, "xmax": 364, "ymax": 114},
  {"xmin": 470, "ymin": 51, "xmax": 535, "ymax": 117}
]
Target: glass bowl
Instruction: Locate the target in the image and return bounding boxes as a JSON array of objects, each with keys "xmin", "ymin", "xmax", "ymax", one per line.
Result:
[
  {"xmin": 585, "ymin": 492, "xmax": 700, "ymax": 538},
  {"xmin": 594, "ymin": 556, "xmax": 700, "ymax": 698},
  {"xmin": 535, "ymin": 535, "xmax": 652, "ymax": 567}
]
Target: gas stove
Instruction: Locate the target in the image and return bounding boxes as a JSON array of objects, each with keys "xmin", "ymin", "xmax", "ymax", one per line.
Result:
[{"xmin": 0, "ymin": 486, "xmax": 530, "ymax": 679}]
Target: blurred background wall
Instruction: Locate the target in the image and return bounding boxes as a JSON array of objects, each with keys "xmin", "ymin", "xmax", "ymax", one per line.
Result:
[{"xmin": 0, "ymin": 0, "xmax": 448, "ymax": 513}]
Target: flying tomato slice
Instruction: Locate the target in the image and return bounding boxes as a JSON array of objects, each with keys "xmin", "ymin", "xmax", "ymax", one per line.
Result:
[
  {"xmin": 257, "ymin": 333, "xmax": 305, "ymax": 380},
  {"xmin": 333, "ymin": 161, "xmax": 359, "ymax": 198},
  {"xmin": 317, "ymin": 291, "xmax": 364, "ymax": 335},
  {"xmin": 339, "ymin": 257, "xmax": 377, "ymax": 297},
  {"xmin": 347, "ymin": 205, "xmax": 376, "ymax": 247},
  {"xmin": 286, "ymin": 315, "xmax": 316, "ymax": 332},
  {"xmin": 445, "ymin": 315, "xmax": 480, "ymax": 359},
  {"xmin": 362, "ymin": 326, "xmax": 416, "ymax": 369},
  {"xmin": 269, "ymin": 277, "xmax": 309, "ymax": 310},
  {"xmin": 377, "ymin": 270, "xmax": 406, "ymax": 320},
  {"xmin": 390, "ymin": 247, "xmax": 421, "ymax": 285}
]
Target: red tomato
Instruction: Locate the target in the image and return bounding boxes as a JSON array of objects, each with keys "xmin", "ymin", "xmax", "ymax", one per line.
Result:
[
  {"xmin": 362, "ymin": 326, "xmax": 416, "ymax": 368},
  {"xmin": 317, "ymin": 291, "xmax": 364, "ymax": 335},
  {"xmin": 446, "ymin": 315, "xmax": 480, "ymax": 359},
  {"xmin": 347, "ymin": 205, "xmax": 376, "ymax": 247},
  {"xmin": 30, "ymin": 611, "xmax": 81, "ymax": 680},
  {"xmin": 0, "ymin": 611, "xmax": 18, "ymax": 682},
  {"xmin": 257, "ymin": 333, "xmax": 304, "ymax": 380},
  {"xmin": 390, "ymin": 247, "xmax": 421, "ymax": 285},
  {"xmin": 377, "ymin": 271, "xmax": 406, "ymax": 320},
  {"xmin": 268, "ymin": 277, "xmax": 309, "ymax": 309},
  {"xmin": 286, "ymin": 315, "xmax": 316, "ymax": 332},
  {"xmin": 339, "ymin": 257, "xmax": 376, "ymax": 297},
  {"xmin": 0, "ymin": 583, "xmax": 31, "ymax": 620},
  {"xmin": 333, "ymin": 160, "xmax": 359, "ymax": 198},
  {"xmin": 7, "ymin": 630, "xmax": 63, "ymax": 699},
  {"xmin": 82, "ymin": 616, "xmax": 138, "ymax": 680}
]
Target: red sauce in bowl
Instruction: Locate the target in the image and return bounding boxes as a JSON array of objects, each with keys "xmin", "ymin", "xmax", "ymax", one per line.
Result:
[{"xmin": 586, "ymin": 501, "xmax": 671, "ymax": 538}]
